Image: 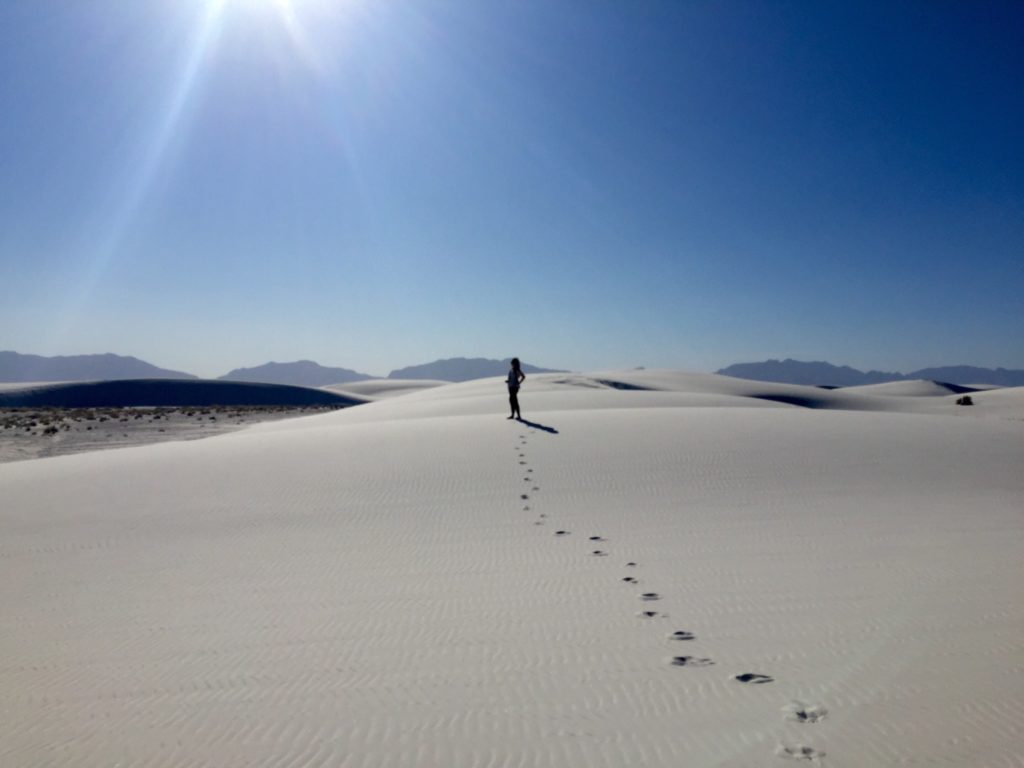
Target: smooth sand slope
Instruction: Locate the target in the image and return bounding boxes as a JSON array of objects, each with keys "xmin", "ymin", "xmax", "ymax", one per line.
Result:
[
  {"xmin": 323, "ymin": 379, "xmax": 448, "ymax": 401},
  {"xmin": 2, "ymin": 371, "xmax": 1022, "ymax": 767}
]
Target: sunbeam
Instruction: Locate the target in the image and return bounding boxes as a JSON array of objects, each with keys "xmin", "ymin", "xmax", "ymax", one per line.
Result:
[
  {"xmin": 270, "ymin": 0, "xmax": 330, "ymax": 76},
  {"xmin": 51, "ymin": 1, "xmax": 229, "ymax": 347}
]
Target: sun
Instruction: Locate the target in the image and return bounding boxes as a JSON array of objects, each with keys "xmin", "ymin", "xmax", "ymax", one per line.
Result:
[
  {"xmin": 214, "ymin": 0, "xmax": 312, "ymax": 16},
  {"xmin": 206, "ymin": 0, "xmax": 343, "ymax": 74}
]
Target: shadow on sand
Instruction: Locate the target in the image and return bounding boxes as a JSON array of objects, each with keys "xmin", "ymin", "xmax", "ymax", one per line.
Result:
[{"xmin": 518, "ymin": 418, "xmax": 559, "ymax": 434}]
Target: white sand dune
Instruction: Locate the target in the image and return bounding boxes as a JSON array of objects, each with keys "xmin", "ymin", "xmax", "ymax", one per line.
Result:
[
  {"xmin": 2, "ymin": 371, "xmax": 1022, "ymax": 767},
  {"xmin": 959, "ymin": 385, "xmax": 1024, "ymax": 420},
  {"xmin": 840, "ymin": 379, "xmax": 976, "ymax": 397},
  {"xmin": 323, "ymin": 379, "xmax": 448, "ymax": 401}
]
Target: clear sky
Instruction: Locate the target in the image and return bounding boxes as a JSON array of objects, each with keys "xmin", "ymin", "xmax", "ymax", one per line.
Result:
[{"xmin": 1, "ymin": 0, "xmax": 1021, "ymax": 378}]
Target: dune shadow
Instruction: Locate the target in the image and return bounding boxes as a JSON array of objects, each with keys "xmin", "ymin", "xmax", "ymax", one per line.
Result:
[
  {"xmin": 594, "ymin": 379, "xmax": 657, "ymax": 391},
  {"xmin": 0, "ymin": 379, "xmax": 363, "ymax": 408},
  {"xmin": 934, "ymin": 380, "xmax": 982, "ymax": 395},
  {"xmin": 749, "ymin": 394, "xmax": 821, "ymax": 408},
  {"xmin": 518, "ymin": 418, "xmax": 559, "ymax": 434}
]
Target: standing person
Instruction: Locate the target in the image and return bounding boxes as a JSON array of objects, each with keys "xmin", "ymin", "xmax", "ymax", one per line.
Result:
[{"xmin": 507, "ymin": 358, "xmax": 526, "ymax": 420}]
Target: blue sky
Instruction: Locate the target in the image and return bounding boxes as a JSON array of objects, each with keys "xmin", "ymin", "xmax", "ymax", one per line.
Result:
[{"xmin": 1, "ymin": 0, "xmax": 1021, "ymax": 377}]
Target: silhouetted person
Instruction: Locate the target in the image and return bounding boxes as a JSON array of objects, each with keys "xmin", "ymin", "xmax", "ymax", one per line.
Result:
[{"xmin": 507, "ymin": 358, "xmax": 525, "ymax": 419}]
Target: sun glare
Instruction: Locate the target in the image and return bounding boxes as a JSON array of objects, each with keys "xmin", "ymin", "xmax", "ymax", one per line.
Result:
[
  {"xmin": 216, "ymin": 0, "xmax": 315, "ymax": 18},
  {"xmin": 212, "ymin": 0, "xmax": 342, "ymax": 76}
]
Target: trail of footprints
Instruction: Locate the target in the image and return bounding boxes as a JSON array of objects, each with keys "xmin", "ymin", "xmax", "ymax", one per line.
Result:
[{"xmin": 512, "ymin": 431, "xmax": 828, "ymax": 763}]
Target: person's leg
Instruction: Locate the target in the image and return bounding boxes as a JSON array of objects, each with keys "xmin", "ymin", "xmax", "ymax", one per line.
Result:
[
  {"xmin": 508, "ymin": 387, "xmax": 517, "ymax": 418},
  {"xmin": 512, "ymin": 388, "xmax": 521, "ymax": 419}
]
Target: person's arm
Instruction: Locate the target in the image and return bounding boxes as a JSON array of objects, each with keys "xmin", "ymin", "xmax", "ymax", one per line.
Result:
[{"xmin": 518, "ymin": 370, "xmax": 526, "ymax": 385}]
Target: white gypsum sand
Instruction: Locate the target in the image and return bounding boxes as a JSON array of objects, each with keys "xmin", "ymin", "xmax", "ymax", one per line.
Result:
[
  {"xmin": 1, "ymin": 371, "xmax": 1022, "ymax": 767},
  {"xmin": 322, "ymin": 378, "xmax": 448, "ymax": 401}
]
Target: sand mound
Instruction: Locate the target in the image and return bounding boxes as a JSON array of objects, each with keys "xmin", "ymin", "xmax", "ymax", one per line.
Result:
[
  {"xmin": 323, "ymin": 378, "xmax": 448, "ymax": 400},
  {"xmin": 841, "ymin": 379, "xmax": 979, "ymax": 397},
  {"xmin": 0, "ymin": 378, "xmax": 366, "ymax": 408}
]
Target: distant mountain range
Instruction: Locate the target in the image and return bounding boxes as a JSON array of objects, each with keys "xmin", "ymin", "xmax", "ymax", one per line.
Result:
[
  {"xmin": 0, "ymin": 351, "xmax": 195, "ymax": 382},
  {"xmin": 0, "ymin": 352, "xmax": 562, "ymax": 386},
  {"xmin": 387, "ymin": 357, "xmax": 563, "ymax": 382},
  {"xmin": 7, "ymin": 352, "xmax": 1019, "ymax": 389},
  {"xmin": 717, "ymin": 359, "xmax": 1024, "ymax": 387},
  {"xmin": 220, "ymin": 360, "xmax": 372, "ymax": 386}
]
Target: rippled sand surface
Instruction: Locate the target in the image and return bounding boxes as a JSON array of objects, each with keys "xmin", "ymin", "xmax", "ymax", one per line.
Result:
[{"xmin": 2, "ymin": 371, "xmax": 1022, "ymax": 767}]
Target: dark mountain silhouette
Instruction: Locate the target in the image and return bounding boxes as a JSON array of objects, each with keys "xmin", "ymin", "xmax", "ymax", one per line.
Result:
[
  {"xmin": 717, "ymin": 359, "xmax": 1024, "ymax": 387},
  {"xmin": 388, "ymin": 357, "xmax": 564, "ymax": 382},
  {"xmin": 0, "ymin": 351, "xmax": 195, "ymax": 382},
  {"xmin": 717, "ymin": 360, "xmax": 902, "ymax": 387},
  {"xmin": 910, "ymin": 366, "xmax": 1024, "ymax": 387},
  {"xmin": 219, "ymin": 360, "xmax": 372, "ymax": 386}
]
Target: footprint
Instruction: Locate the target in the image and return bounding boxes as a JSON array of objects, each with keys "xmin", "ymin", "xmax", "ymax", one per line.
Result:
[
  {"xmin": 784, "ymin": 701, "xmax": 828, "ymax": 724},
  {"xmin": 539, "ymin": 513, "xmax": 547, "ymax": 518},
  {"xmin": 589, "ymin": 536, "xmax": 605, "ymax": 541},
  {"xmin": 532, "ymin": 486, "xmax": 539, "ymax": 491},
  {"xmin": 519, "ymin": 461, "xmax": 526, "ymax": 465},
  {"xmin": 669, "ymin": 630, "xmax": 695, "ymax": 641},
  {"xmin": 640, "ymin": 592, "xmax": 660, "ymax": 601},
  {"xmin": 591, "ymin": 550, "xmax": 608, "ymax": 556},
  {"xmin": 526, "ymin": 468, "xmax": 533, "ymax": 473},
  {"xmin": 734, "ymin": 673, "xmax": 773, "ymax": 684},
  {"xmin": 637, "ymin": 610, "xmax": 660, "ymax": 619},
  {"xmin": 776, "ymin": 744, "xmax": 826, "ymax": 761},
  {"xmin": 622, "ymin": 576, "xmax": 638, "ymax": 583},
  {"xmin": 523, "ymin": 506, "xmax": 531, "ymax": 511},
  {"xmin": 669, "ymin": 656, "xmax": 714, "ymax": 667},
  {"xmin": 521, "ymin": 494, "xmax": 529, "ymax": 500},
  {"xmin": 555, "ymin": 530, "xmax": 570, "ymax": 536},
  {"xmin": 533, "ymin": 521, "xmax": 544, "ymax": 526},
  {"xmin": 625, "ymin": 562, "xmax": 637, "ymax": 568}
]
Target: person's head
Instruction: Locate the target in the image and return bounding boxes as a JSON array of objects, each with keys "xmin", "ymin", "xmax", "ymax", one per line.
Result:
[{"xmin": 511, "ymin": 357, "xmax": 521, "ymax": 371}]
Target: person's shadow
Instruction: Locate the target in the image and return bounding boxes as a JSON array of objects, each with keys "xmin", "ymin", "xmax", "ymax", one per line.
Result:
[{"xmin": 518, "ymin": 418, "xmax": 559, "ymax": 434}]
